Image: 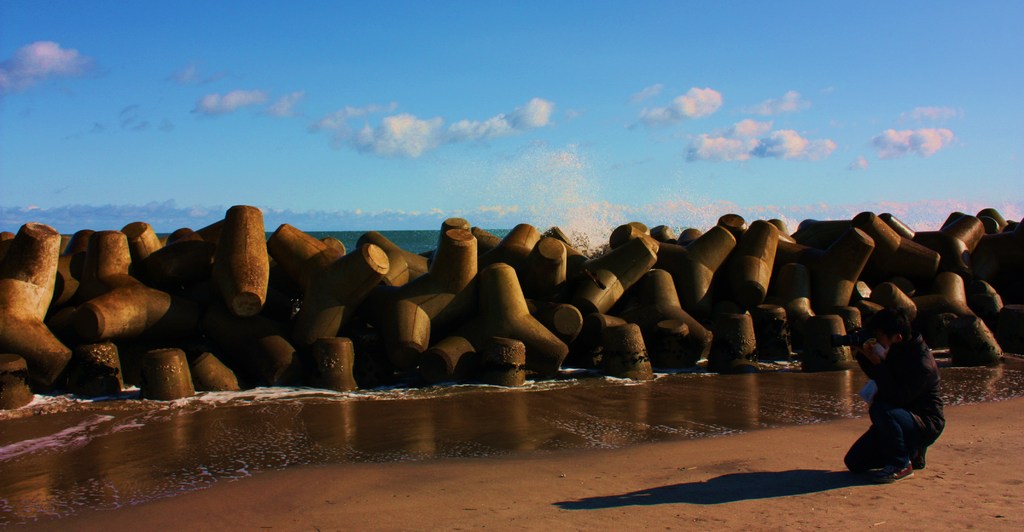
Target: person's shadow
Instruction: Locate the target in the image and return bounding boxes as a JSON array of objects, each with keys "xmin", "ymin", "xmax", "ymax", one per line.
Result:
[{"xmin": 554, "ymin": 469, "xmax": 868, "ymax": 509}]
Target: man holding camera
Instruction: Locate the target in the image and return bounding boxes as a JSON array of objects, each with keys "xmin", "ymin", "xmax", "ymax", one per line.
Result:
[{"xmin": 843, "ymin": 308, "xmax": 945, "ymax": 483}]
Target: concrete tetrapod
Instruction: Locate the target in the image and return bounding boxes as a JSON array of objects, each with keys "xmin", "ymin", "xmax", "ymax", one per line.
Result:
[
  {"xmin": 523, "ymin": 237, "xmax": 567, "ymax": 300},
  {"xmin": 140, "ymin": 348, "xmax": 194, "ymax": 400},
  {"xmin": 142, "ymin": 237, "xmax": 216, "ymax": 290},
  {"xmin": 911, "ymin": 272, "xmax": 975, "ymax": 330},
  {"xmin": 361, "ymin": 229, "xmax": 476, "ymax": 371},
  {"xmin": 947, "ymin": 316, "xmax": 1002, "ymax": 367},
  {"xmin": 768, "ymin": 262, "xmax": 815, "ymax": 350},
  {"xmin": 868, "ymin": 282, "xmax": 918, "ymax": 322},
  {"xmin": 609, "ymin": 222, "xmax": 659, "ymax": 252},
  {"xmin": 73, "ymin": 231, "xmax": 199, "ymax": 343},
  {"xmin": 617, "ymin": 269, "xmax": 713, "ymax": 364},
  {"xmin": 912, "ymin": 213, "xmax": 985, "ymax": 277},
  {"xmin": 995, "ymin": 305, "xmax": 1024, "ymax": 355},
  {"xmin": 526, "ymin": 300, "xmax": 583, "ymax": 344},
  {"xmin": 655, "ymin": 225, "xmax": 736, "ymax": 318},
  {"xmin": 0, "ymin": 223, "xmax": 72, "ymax": 386},
  {"xmin": 67, "ymin": 342, "xmax": 123, "ymax": 397},
  {"xmin": 357, "ymin": 231, "xmax": 427, "ymax": 286},
  {"xmin": 267, "ymin": 223, "xmax": 345, "ymax": 292},
  {"xmin": 478, "ymin": 223, "xmax": 541, "ymax": 274},
  {"xmin": 458, "ymin": 263, "xmax": 569, "ymax": 377},
  {"xmin": 292, "ymin": 243, "xmax": 390, "ymax": 347},
  {"xmin": 600, "ymin": 323, "xmax": 654, "ymax": 380},
  {"xmin": 0, "ymin": 354, "xmax": 34, "ymax": 409},
  {"xmin": 122, "ymin": 221, "xmax": 163, "ymax": 281},
  {"xmin": 717, "ymin": 213, "xmax": 748, "ymax": 240},
  {"xmin": 727, "ymin": 220, "xmax": 779, "ymax": 309},
  {"xmin": 801, "ymin": 315, "xmax": 854, "ymax": 373},
  {"xmin": 51, "ymin": 229, "xmax": 92, "ymax": 307},
  {"xmin": 792, "ymin": 219, "xmax": 852, "ymax": 249},
  {"xmin": 189, "ymin": 352, "xmax": 240, "ymax": 392},
  {"xmin": 648, "ymin": 319, "xmax": 696, "ymax": 368},
  {"xmin": 878, "ymin": 213, "xmax": 917, "ymax": 240},
  {"xmin": 707, "ymin": 313, "xmax": 758, "ymax": 374},
  {"xmin": 478, "ymin": 337, "xmax": 527, "ymax": 386},
  {"xmin": 966, "ymin": 280, "xmax": 1003, "ymax": 328},
  {"xmin": 750, "ymin": 304, "xmax": 792, "ymax": 360},
  {"xmin": 567, "ymin": 313, "xmax": 627, "ymax": 369},
  {"xmin": 309, "ymin": 337, "xmax": 358, "ymax": 392},
  {"xmin": 572, "ymin": 235, "xmax": 658, "ymax": 316},
  {"xmin": 850, "ymin": 212, "xmax": 939, "ymax": 283},
  {"xmin": 971, "ymin": 218, "xmax": 1024, "ymax": 301},
  {"xmin": 212, "ymin": 205, "xmax": 270, "ymax": 317},
  {"xmin": 977, "ymin": 208, "xmax": 1008, "ymax": 233},
  {"xmin": 202, "ymin": 302, "xmax": 300, "ymax": 386},
  {"xmin": 419, "ymin": 335, "xmax": 477, "ymax": 383},
  {"xmin": 809, "ymin": 227, "xmax": 875, "ymax": 313}
]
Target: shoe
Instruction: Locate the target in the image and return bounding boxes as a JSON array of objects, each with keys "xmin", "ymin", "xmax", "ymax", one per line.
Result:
[
  {"xmin": 911, "ymin": 447, "xmax": 927, "ymax": 470},
  {"xmin": 872, "ymin": 462, "xmax": 914, "ymax": 484}
]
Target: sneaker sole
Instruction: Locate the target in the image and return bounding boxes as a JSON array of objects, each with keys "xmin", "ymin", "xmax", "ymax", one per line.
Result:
[{"xmin": 872, "ymin": 471, "xmax": 914, "ymax": 484}]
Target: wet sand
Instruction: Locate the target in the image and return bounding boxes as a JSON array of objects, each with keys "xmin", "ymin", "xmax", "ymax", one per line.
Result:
[
  {"xmin": 2, "ymin": 358, "xmax": 1023, "ymax": 527},
  {"xmin": 14, "ymin": 396, "xmax": 1024, "ymax": 531}
]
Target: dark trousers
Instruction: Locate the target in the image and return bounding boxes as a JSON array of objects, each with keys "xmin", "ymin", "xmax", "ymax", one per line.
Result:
[{"xmin": 845, "ymin": 400, "xmax": 922, "ymax": 473}]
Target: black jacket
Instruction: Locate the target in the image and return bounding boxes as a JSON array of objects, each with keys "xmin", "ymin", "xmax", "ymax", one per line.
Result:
[{"xmin": 856, "ymin": 333, "xmax": 945, "ymax": 445}]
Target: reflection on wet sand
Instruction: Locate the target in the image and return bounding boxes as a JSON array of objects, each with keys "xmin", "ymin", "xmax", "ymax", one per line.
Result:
[{"xmin": 2, "ymin": 360, "xmax": 1023, "ymax": 525}]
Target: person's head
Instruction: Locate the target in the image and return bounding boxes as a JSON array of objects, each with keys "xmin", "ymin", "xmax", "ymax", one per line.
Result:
[{"xmin": 868, "ymin": 307, "xmax": 912, "ymax": 348}]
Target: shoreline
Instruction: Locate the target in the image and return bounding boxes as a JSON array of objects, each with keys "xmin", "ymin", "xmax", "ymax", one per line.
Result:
[{"xmin": 19, "ymin": 396, "xmax": 1024, "ymax": 531}]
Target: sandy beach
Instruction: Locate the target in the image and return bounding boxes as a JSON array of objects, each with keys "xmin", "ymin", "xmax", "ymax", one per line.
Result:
[{"xmin": 19, "ymin": 396, "xmax": 1021, "ymax": 531}]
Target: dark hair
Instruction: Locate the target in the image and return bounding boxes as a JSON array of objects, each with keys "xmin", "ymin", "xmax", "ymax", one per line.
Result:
[{"xmin": 868, "ymin": 307, "xmax": 912, "ymax": 339}]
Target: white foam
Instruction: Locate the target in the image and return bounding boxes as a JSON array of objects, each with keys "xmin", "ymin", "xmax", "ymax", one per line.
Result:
[{"xmin": 0, "ymin": 414, "xmax": 115, "ymax": 462}]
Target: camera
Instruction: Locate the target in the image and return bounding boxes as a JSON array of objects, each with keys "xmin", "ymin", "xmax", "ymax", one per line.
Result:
[{"xmin": 830, "ymin": 328, "xmax": 873, "ymax": 347}]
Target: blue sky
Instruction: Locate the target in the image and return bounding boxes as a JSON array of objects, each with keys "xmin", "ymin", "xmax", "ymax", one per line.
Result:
[{"xmin": 1, "ymin": 1, "xmax": 1022, "ymax": 233}]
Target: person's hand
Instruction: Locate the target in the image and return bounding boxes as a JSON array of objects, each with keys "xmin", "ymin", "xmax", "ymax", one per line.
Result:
[{"xmin": 861, "ymin": 339, "xmax": 883, "ymax": 365}]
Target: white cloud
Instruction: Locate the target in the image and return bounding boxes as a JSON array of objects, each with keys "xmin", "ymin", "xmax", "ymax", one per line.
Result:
[
  {"xmin": 637, "ymin": 87, "xmax": 723, "ymax": 127},
  {"xmin": 315, "ymin": 98, "xmax": 556, "ymax": 157},
  {"xmin": 849, "ymin": 155, "xmax": 869, "ymax": 171},
  {"xmin": 352, "ymin": 114, "xmax": 445, "ymax": 157},
  {"xmin": 872, "ymin": 128, "xmax": 954, "ymax": 159},
  {"xmin": 0, "ymin": 41, "xmax": 94, "ymax": 93},
  {"xmin": 754, "ymin": 130, "xmax": 836, "ymax": 160},
  {"xmin": 687, "ymin": 120, "xmax": 836, "ymax": 162},
  {"xmin": 747, "ymin": 90, "xmax": 810, "ymax": 115},
  {"xmin": 266, "ymin": 91, "xmax": 306, "ymax": 117},
  {"xmin": 192, "ymin": 90, "xmax": 268, "ymax": 115},
  {"xmin": 167, "ymin": 62, "xmax": 225, "ymax": 85},
  {"xmin": 630, "ymin": 83, "xmax": 664, "ymax": 103},
  {"xmin": 899, "ymin": 106, "xmax": 962, "ymax": 123}
]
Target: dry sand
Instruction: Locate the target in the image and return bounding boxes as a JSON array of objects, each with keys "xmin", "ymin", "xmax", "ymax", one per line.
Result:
[{"xmin": 21, "ymin": 397, "xmax": 1024, "ymax": 531}]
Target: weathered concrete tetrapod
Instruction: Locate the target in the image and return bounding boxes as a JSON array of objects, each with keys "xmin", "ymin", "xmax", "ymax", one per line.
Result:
[
  {"xmin": 419, "ymin": 335, "xmax": 477, "ymax": 383},
  {"xmin": 977, "ymin": 208, "xmax": 1008, "ymax": 233},
  {"xmin": 717, "ymin": 214, "xmax": 748, "ymax": 239},
  {"xmin": 809, "ymin": 227, "xmax": 875, "ymax": 313},
  {"xmin": 792, "ymin": 219, "xmax": 851, "ymax": 249},
  {"xmin": 878, "ymin": 213, "xmax": 916, "ymax": 240},
  {"xmin": 617, "ymin": 269, "xmax": 713, "ymax": 363},
  {"xmin": 750, "ymin": 304, "xmax": 792, "ymax": 360},
  {"xmin": 912, "ymin": 213, "xmax": 985, "ymax": 277},
  {"xmin": 523, "ymin": 237, "xmax": 567, "ymax": 300},
  {"xmin": 655, "ymin": 225, "xmax": 736, "ymax": 318},
  {"xmin": 470, "ymin": 227, "xmax": 502, "ymax": 254},
  {"xmin": 911, "ymin": 272, "xmax": 974, "ymax": 326},
  {"xmin": 292, "ymin": 243, "xmax": 390, "ymax": 347},
  {"xmin": 572, "ymin": 236, "xmax": 658, "ymax": 316},
  {"xmin": 970, "ymin": 218, "xmax": 1024, "ymax": 298},
  {"xmin": 947, "ymin": 315, "xmax": 1002, "ymax": 367},
  {"xmin": 140, "ymin": 348, "xmax": 194, "ymax": 400},
  {"xmin": 868, "ymin": 282, "xmax": 918, "ymax": 322},
  {"xmin": 142, "ymin": 238, "xmax": 216, "ymax": 289},
  {"xmin": 831, "ymin": 306, "xmax": 863, "ymax": 336},
  {"xmin": 478, "ymin": 337, "xmax": 527, "ymax": 386},
  {"xmin": 203, "ymin": 302, "xmax": 300, "ymax": 385},
  {"xmin": 676, "ymin": 228, "xmax": 703, "ymax": 246},
  {"xmin": 358, "ymin": 231, "xmax": 428, "ymax": 286},
  {"xmin": 52, "ymin": 229, "xmax": 93, "ymax": 307},
  {"xmin": 0, "ymin": 223, "xmax": 72, "ymax": 386},
  {"xmin": 648, "ymin": 319, "xmax": 696, "ymax": 368},
  {"xmin": 212, "ymin": 205, "xmax": 270, "ymax": 317},
  {"xmin": 801, "ymin": 315, "xmax": 853, "ymax": 373},
  {"xmin": 567, "ymin": 313, "xmax": 627, "ymax": 368},
  {"xmin": 310, "ymin": 337, "xmax": 358, "ymax": 392},
  {"xmin": 0, "ymin": 354, "xmax": 34, "ymax": 409},
  {"xmin": 189, "ymin": 352, "xmax": 240, "ymax": 392},
  {"xmin": 122, "ymin": 221, "xmax": 162, "ymax": 275},
  {"xmin": 850, "ymin": 212, "xmax": 939, "ymax": 282},
  {"xmin": 460, "ymin": 263, "xmax": 568, "ymax": 377},
  {"xmin": 967, "ymin": 280, "xmax": 1003, "ymax": 328},
  {"xmin": 707, "ymin": 313, "xmax": 758, "ymax": 374},
  {"xmin": 361, "ymin": 229, "xmax": 476, "ymax": 370},
  {"xmin": 268, "ymin": 223, "xmax": 345, "ymax": 291},
  {"xmin": 769, "ymin": 262, "xmax": 815, "ymax": 350},
  {"xmin": 479, "ymin": 223, "xmax": 541, "ymax": 273},
  {"xmin": 995, "ymin": 305, "xmax": 1024, "ymax": 355},
  {"xmin": 600, "ymin": 323, "xmax": 654, "ymax": 380},
  {"xmin": 609, "ymin": 222, "xmax": 659, "ymax": 252},
  {"xmin": 526, "ymin": 300, "xmax": 583, "ymax": 344},
  {"xmin": 650, "ymin": 225, "xmax": 677, "ymax": 244},
  {"xmin": 67, "ymin": 342, "xmax": 123, "ymax": 397},
  {"xmin": 73, "ymin": 231, "xmax": 199, "ymax": 342},
  {"xmin": 728, "ymin": 220, "xmax": 779, "ymax": 308}
]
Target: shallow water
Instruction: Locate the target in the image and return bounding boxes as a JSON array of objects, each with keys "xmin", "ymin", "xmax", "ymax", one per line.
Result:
[{"xmin": 1, "ymin": 358, "xmax": 1022, "ymax": 524}]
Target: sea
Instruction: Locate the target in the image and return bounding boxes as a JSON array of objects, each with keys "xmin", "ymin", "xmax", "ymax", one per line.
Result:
[{"xmin": 1, "ymin": 229, "xmax": 1023, "ymax": 524}]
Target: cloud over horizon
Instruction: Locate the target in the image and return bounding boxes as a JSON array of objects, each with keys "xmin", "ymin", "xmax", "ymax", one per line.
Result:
[
  {"xmin": 266, "ymin": 91, "xmax": 306, "ymax": 117},
  {"xmin": 312, "ymin": 98, "xmax": 556, "ymax": 157},
  {"xmin": 872, "ymin": 128, "xmax": 955, "ymax": 159},
  {"xmin": 687, "ymin": 119, "xmax": 836, "ymax": 162},
  {"xmin": 899, "ymin": 106, "xmax": 962, "ymax": 123},
  {"xmin": 0, "ymin": 41, "xmax": 94, "ymax": 94},
  {"xmin": 630, "ymin": 83, "xmax": 664, "ymax": 103},
  {"xmin": 636, "ymin": 87, "xmax": 723, "ymax": 127}
]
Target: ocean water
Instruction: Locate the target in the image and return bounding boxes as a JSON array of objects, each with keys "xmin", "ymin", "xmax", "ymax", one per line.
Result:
[
  {"xmin": 2, "ymin": 358, "xmax": 1023, "ymax": 525},
  {"xmin": 307, "ymin": 229, "xmax": 511, "ymax": 255}
]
